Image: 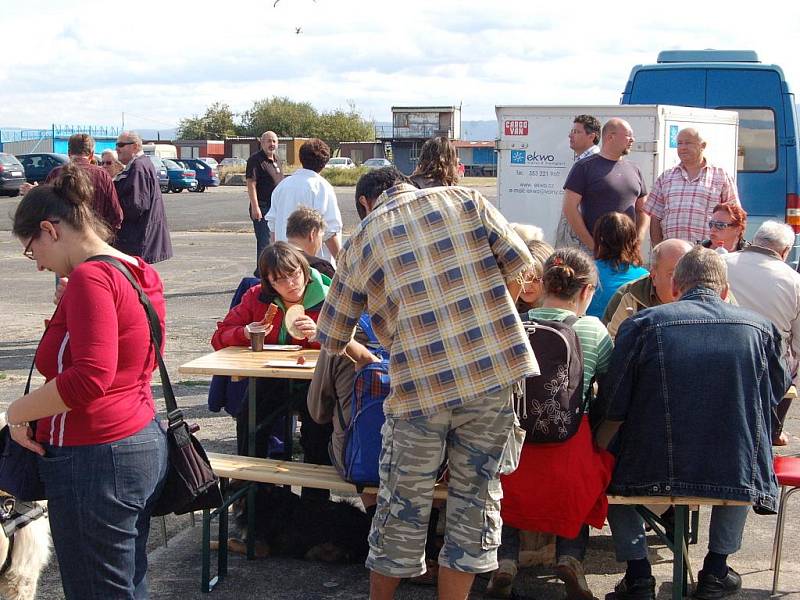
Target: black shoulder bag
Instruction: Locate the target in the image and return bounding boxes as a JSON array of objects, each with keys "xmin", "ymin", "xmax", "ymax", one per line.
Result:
[{"xmin": 88, "ymin": 256, "xmax": 222, "ymax": 516}]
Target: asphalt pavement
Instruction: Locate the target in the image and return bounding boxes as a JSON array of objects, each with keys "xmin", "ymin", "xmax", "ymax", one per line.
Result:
[{"xmin": 0, "ymin": 185, "xmax": 798, "ymax": 599}]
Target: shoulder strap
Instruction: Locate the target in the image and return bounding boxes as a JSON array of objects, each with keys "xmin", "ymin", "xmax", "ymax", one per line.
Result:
[
  {"xmin": 563, "ymin": 314, "xmax": 579, "ymax": 327},
  {"xmin": 86, "ymin": 255, "xmax": 181, "ymax": 424}
]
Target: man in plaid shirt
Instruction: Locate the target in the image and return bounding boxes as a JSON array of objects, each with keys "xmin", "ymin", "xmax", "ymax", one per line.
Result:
[
  {"xmin": 645, "ymin": 128, "xmax": 739, "ymax": 245},
  {"xmin": 316, "ymin": 167, "xmax": 539, "ymax": 599}
]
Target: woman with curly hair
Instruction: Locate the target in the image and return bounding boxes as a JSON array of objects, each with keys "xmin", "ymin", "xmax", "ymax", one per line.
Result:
[
  {"xmin": 586, "ymin": 212, "xmax": 649, "ymax": 318},
  {"xmin": 410, "ymin": 136, "xmax": 459, "ymax": 188}
]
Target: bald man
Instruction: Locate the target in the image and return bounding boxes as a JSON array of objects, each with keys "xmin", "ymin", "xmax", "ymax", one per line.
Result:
[
  {"xmin": 246, "ymin": 131, "xmax": 284, "ymax": 274},
  {"xmin": 602, "ymin": 239, "xmax": 693, "ymax": 339},
  {"xmin": 645, "ymin": 127, "xmax": 739, "ymax": 246},
  {"xmin": 561, "ymin": 118, "xmax": 649, "ymax": 251}
]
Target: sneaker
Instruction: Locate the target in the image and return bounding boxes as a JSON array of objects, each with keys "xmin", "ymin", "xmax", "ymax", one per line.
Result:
[
  {"xmin": 693, "ymin": 567, "xmax": 742, "ymax": 599},
  {"xmin": 485, "ymin": 559, "xmax": 517, "ymax": 598},
  {"xmin": 605, "ymin": 575, "xmax": 656, "ymax": 600},
  {"xmin": 555, "ymin": 555, "xmax": 596, "ymax": 600}
]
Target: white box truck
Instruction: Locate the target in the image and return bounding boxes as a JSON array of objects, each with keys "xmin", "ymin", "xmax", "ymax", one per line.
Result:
[{"xmin": 495, "ymin": 105, "xmax": 740, "ymax": 244}]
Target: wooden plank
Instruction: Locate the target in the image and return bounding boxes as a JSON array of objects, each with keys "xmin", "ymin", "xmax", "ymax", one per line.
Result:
[
  {"xmin": 179, "ymin": 346, "xmax": 320, "ymax": 380},
  {"xmin": 606, "ymin": 495, "xmax": 749, "ymax": 506},
  {"xmin": 207, "ymin": 452, "xmax": 449, "ymax": 499}
]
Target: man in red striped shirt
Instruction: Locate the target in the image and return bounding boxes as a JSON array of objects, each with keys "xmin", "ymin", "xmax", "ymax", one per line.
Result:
[{"xmin": 645, "ymin": 128, "xmax": 739, "ymax": 245}]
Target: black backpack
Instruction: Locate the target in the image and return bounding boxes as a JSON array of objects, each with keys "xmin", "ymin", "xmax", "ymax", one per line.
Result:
[{"xmin": 520, "ymin": 315, "xmax": 586, "ymax": 443}]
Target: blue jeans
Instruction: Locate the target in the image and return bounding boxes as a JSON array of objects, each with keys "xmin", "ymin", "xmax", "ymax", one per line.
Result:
[
  {"xmin": 38, "ymin": 419, "xmax": 169, "ymax": 599},
  {"xmin": 252, "ymin": 216, "xmax": 270, "ymax": 275},
  {"xmin": 497, "ymin": 525, "xmax": 589, "ymax": 562},
  {"xmin": 607, "ymin": 504, "xmax": 750, "ymax": 562}
]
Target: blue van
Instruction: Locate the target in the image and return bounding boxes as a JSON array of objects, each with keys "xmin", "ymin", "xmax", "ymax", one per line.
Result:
[{"xmin": 621, "ymin": 50, "xmax": 800, "ymax": 248}]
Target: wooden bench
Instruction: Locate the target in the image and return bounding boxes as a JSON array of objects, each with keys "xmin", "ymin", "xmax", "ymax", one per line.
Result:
[{"xmin": 201, "ymin": 452, "xmax": 749, "ymax": 600}]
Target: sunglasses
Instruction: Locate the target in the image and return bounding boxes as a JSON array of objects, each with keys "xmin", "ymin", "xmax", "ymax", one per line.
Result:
[
  {"xmin": 115, "ymin": 141, "xmax": 135, "ymax": 148},
  {"xmin": 709, "ymin": 220, "xmax": 736, "ymax": 230}
]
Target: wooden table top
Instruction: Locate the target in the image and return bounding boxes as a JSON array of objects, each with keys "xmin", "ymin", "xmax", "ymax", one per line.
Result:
[{"xmin": 178, "ymin": 346, "xmax": 320, "ymax": 380}]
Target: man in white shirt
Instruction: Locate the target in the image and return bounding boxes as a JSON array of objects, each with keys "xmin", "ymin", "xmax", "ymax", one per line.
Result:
[
  {"xmin": 266, "ymin": 138, "xmax": 342, "ymax": 261},
  {"xmin": 724, "ymin": 220, "xmax": 800, "ymax": 444}
]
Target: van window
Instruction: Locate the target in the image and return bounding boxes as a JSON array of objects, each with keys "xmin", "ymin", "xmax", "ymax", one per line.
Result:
[{"xmin": 731, "ymin": 108, "xmax": 777, "ymax": 173}]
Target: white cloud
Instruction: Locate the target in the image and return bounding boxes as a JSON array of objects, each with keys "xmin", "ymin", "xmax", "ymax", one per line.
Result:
[{"xmin": 1, "ymin": 0, "xmax": 798, "ymax": 129}]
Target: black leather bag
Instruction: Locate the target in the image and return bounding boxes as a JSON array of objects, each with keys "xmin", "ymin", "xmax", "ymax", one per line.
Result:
[
  {"xmin": 89, "ymin": 256, "xmax": 222, "ymax": 516},
  {"xmin": 0, "ymin": 348, "xmax": 47, "ymax": 501}
]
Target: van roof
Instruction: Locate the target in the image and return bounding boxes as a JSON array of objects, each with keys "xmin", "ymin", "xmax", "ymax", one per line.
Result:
[{"xmin": 657, "ymin": 50, "xmax": 760, "ymax": 63}]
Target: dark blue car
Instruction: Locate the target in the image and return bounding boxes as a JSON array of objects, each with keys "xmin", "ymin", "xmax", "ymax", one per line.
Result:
[
  {"xmin": 16, "ymin": 152, "xmax": 69, "ymax": 184},
  {"xmin": 162, "ymin": 159, "xmax": 197, "ymax": 193},
  {"xmin": 175, "ymin": 158, "xmax": 220, "ymax": 192}
]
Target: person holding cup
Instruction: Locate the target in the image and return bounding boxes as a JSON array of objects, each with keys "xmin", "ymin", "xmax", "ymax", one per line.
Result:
[{"xmin": 211, "ymin": 242, "xmax": 332, "ymax": 493}]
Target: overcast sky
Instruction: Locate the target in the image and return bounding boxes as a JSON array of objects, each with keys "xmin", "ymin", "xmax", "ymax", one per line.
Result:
[{"xmin": 2, "ymin": 0, "xmax": 798, "ymax": 131}]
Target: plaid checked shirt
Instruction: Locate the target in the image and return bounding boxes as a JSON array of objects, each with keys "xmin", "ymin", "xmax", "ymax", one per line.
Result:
[
  {"xmin": 644, "ymin": 161, "xmax": 739, "ymax": 243},
  {"xmin": 317, "ymin": 184, "xmax": 540, "ymax": 418}
]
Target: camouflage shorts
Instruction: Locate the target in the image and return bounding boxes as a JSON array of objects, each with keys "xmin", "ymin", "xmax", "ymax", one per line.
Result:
[{"xmin": 365, "ymin": 386, "xmax": 515, "ymax": 578}]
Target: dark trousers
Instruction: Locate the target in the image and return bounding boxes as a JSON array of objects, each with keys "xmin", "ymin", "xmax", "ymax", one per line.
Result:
[
  {"xmin": 235, "ymin": 378, "xmax": 333, "ymax": 501},
  {"xmin": 252, "ymin": 216, "xmax": 270, "ymax": 276}
]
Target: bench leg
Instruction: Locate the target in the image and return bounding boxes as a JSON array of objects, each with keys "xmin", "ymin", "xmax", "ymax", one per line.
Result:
[
  {"xmin": 218, "ymin": 478, "xmax": 229, "ymax": 578},
  {"xmin": 689, "ymin": 508, "xmax": 699, "ymax": 545},
  {"xmin": 247, "ymin": 479, "xmax": 257, "ymax": 560},
  {"xmin": 672, "ymin": 506, "xmax": 689, "ymax": 600},
  {"xmin": 201, "ymin": 508, "xmax": 215, "ymax": 593}
]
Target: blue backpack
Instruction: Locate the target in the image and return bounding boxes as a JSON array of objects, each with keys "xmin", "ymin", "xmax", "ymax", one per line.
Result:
[{"xmin": 336, "ymin": 314, "xmax": 390, "ymax": 488}]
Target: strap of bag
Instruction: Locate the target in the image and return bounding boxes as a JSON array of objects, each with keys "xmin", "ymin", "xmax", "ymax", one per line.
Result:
[{"xmin": 86, "ymin": 256, "xmax": 182, "ymax": 426}]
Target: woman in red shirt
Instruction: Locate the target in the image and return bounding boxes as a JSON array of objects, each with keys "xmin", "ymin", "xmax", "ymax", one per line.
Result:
[
  {"xmin": 7, "ymin": 164, "xmax": 168, "ymax": 599},
  {"xmin": 212, "ymin": 242, "xmax": 332, "ymax": 499}
]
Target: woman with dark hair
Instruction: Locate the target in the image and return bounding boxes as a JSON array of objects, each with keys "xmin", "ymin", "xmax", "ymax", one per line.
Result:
[
  {"xmin": 586, "ymin": 212, "xmax": 649, "ymax": 318},
  {"xmin": 211, "ymin": 242, "xmax": 332, "ymax": 490},
  {"xmin": 489, "ymin": 248, "xmax": 614, "ymax": 600},
  {"xmin": 7, "ymin": 163, "xmax": 169, "ymax": 599},
  {"xmin": 410, "ymin": 136, "xmax": 459, "ymax": 188},
  {"xmin": 701, "ymin": 202, "xmax": 749, "ymax": 252}
]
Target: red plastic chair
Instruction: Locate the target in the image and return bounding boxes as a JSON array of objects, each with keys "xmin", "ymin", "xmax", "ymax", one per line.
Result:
[{"xmin": 771, "ymin": 455, "xmax": 800, "ymax": 593}]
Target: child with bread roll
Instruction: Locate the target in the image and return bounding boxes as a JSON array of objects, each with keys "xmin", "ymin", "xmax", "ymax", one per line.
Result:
[{"xmin": 211, "ymin": 242, "xmax": 333, "ymax": 500}]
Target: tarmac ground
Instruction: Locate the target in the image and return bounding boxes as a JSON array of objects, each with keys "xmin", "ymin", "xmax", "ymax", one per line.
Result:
[{"xmin": 0, "ymin": 186, "xmax": 798, "ymax": 599}]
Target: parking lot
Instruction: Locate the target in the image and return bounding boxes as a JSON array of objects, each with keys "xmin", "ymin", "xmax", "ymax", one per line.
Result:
[{"xmin": 1, "ymin": 183, "xmax": 798, "ymax": 599}]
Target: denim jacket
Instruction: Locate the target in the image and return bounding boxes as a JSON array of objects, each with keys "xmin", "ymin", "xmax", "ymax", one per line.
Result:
[{"xmin": 603, "ymin": 287, "xmax": 790, "ymax": 512}]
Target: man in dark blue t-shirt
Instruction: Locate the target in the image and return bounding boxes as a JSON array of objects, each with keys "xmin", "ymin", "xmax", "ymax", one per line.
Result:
[{"xmin": 561, "ymin": 118, "xmax": 648, "ymax": 252}]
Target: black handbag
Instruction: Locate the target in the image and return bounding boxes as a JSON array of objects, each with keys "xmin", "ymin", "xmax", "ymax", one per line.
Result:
[
  {"xmin": 88, "ymin": 256, "xmax": 222, "ymax": 516},
  {"xmin": 0, "ymin": 347, "xmax": 46, "ymax": 501}
]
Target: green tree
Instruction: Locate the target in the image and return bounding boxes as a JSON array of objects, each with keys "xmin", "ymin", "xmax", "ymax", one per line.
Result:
[
  {"xmin": 315, "ymin": 101, "xmax": 375, "ymax": 153},
  {"xmin": 241, "ymin": 97, "xmax": 318, "ymax": 138},
  {"xmin": 176, "ymin": 102, "xmax": 237, "ymax": 140}
]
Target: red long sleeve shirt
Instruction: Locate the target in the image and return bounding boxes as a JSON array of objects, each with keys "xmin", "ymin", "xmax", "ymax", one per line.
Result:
[{"xmin": 34, "ymin": 257, "xmax": 166, "ymax": 446}]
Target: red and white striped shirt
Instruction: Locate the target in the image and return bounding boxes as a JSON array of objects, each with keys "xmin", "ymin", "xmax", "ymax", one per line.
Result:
[{"xmin": 644, "ymin": 161, "xmax": 739, "ymax": 243}]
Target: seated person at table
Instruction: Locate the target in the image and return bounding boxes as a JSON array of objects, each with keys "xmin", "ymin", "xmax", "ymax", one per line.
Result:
[
  {"xmin": 211, "ymin": 242, "xmax": 333, "ymax": 495},
  {"xmin": 286, "ymin": 206, "xmax": 336, "ymax": 280},
  {"xmin": 586, "ymin": 212, "xmax": 648, "ymax": 318},
  {"xmin": 597, "ymin": 247, "xmax": 790, "ymax": 600}
]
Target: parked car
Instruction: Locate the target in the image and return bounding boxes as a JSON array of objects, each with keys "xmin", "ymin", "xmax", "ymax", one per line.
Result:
[
  {"xmin": 325, "ymin": 157, "xmax": 355, "ymax": 170},
  {"xmin": 175, "ymin": 158, "xmax": 220, "ymax": 192},
  {"xmin": 162, "ymin": 159, "xmax": 197, "ymax": 193},
  {"xmin": 15, "ymin": 152, "xmax": 69, "ymax": 184},
  {"xmin": 219, "ymin": 157, "xmax": 247, "ymax": 169},
  {"xmin": 199, "ymin": 157, "xmax": 219, "ymax": 170},
  {"xmin": 148, "ymin": 156, "xmax": 170, "ymax": 193},
  {"xmin": 0, "ymin": 152, "xmax": 26, "ymax": 196},
  {"xmin": 363, "ymin": 158, "xmax": 392, "ymax": 170}
]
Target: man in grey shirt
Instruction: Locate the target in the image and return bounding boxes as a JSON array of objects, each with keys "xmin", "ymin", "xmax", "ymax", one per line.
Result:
[{"xmin": 561, "ymin": 118, "xmax": 649, "ymax": 252}]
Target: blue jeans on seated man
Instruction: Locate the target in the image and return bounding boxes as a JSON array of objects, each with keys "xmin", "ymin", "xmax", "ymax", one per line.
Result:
[
  {"xmin": 607, "ymin": 504, "xmax": 750, "ymax": 562},
  {"xmin": 253, "ymin": 216, "xmax": 270, "ymax": 276},
  {"xmin": 37, "ymin": 418, "xmax": 169, "ymax": 600}
]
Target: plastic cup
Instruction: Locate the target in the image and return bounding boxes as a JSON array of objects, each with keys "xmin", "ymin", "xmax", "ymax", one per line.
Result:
[{"xmin": 246, "ymin": 323, "xmax": 267, "ymax": 352}]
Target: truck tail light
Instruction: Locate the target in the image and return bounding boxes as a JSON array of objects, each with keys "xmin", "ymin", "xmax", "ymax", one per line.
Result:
[{"xmin": 787, "ymin": 193, "xmax": 800, "ymax": 233}]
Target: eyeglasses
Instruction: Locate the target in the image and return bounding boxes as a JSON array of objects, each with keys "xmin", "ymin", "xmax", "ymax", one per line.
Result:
[
  {"xmin": 21, "ymin": 219, "xmax": 60, "ymax": 259},
  {"xmin": 22, "ymin": 237, "xmax": 35, "ymax": 260},
  {"xmin": 115, "ymin": 141, "xmax": 135, "ymax": 148},
  {"xmin": 709, "ymin": 220, "xmax": 736, "ymax": 230},
  {"xmin": 269, "ymin": 268, "xmax": 304, "ymax": 286}
]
